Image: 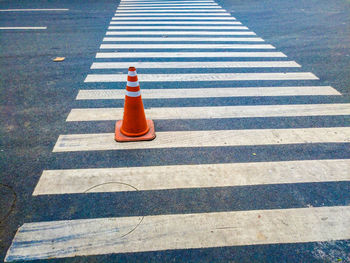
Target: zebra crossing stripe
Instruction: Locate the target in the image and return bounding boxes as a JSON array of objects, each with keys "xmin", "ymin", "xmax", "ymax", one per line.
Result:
[
  {"xmin": 107, "ymin": 26, "xmax": 248, "ymax": 29},
  {"xmin": 118, "ymin": 3, "xmax": 219, "ymax": 6},
  {"xmin": 115, "ymin": 11, "xmax": 229, "ymax": 14},
  {"xmin": 91, "ymin": 61, "xmax": 298, "ymax": 69},
  {"xmin": 109, "ymin": 21, "xmax": 242, "ymax": 24},
  {"xmin": 66, "ymin": 104, "xmax": 350, "ymax": 121},
  {"xmin": 121, "ymin": 1, "xmax": 216, "ymax": 2},
  {"xmin": 96, "ymin": 52, "xmax": 284, "ymax": 58},
  {"xmin": 53, "ymin": 127, "xmax": 350, "ymax": 152},
  {"xmin": 84, "ymin": 72, "xmax": 317, "ymax": 82},
  {"xmin": 105, "ymin": 31, "xmax": 254, "ymax": 35},
  {"xmin": 120, "ymin": 0, "xmax": 215, "ymax": 1},
  {"xmin": 121, "ymin": 0, "xmax": 217, "ymax": 2},
  {"xmin": 5, "ymin": 206, "xmax": 350, "ymax": 261},
  {"xmin": 121, "ymin": 0, "xmax": 216, "ymax": 2},
  {"xmin": 111, "ymin": 17, "xmax": 236, "ymax": 20},
  {"xmin": 33, "ymin": 159, "xmax": 350, "ymax": 195},
  {"xmin": 115, "ymin": 10, "xmax": 227, "ymax": 13},
  {"xmin": 103, "ymin": 37, "xmax": 263, "ymax": 42},
  {"xmin": 117, "ymin": 6, "xmax": 221, "ymax": 9},
  {"xmin": 119, "ymin": 4, "xmax": 219, "ymax": 6},
  {"xmin": 76, "ymin": 86, "xmax": 341, "ymax": 100},
  {"xmin": 99, "ymin": 44, "xmax": 274, "ymax": 49}
]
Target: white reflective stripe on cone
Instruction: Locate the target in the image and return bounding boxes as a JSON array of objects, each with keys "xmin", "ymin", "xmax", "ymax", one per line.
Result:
[
  {"xmin": 126, "ymin": 90, "xmax": 141, "ymax": 97},
  {"xmin": 128, "ymin": 70, "xmax": 137, "ymax": 76},
  {"xmin": 127, "ymin": 81, "xmax": 139, "ymax": 87}
]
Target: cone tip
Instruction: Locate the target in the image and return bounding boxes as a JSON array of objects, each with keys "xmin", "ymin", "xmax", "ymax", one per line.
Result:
[{"xmin": 128, "ymin": 66, "xmax": 136, "ymax": 71}]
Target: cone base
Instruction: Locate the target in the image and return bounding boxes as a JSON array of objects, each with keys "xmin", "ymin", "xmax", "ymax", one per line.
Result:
[{"xmin": 115, "ymin": 119, "xmax": 156, "ymax": 142}]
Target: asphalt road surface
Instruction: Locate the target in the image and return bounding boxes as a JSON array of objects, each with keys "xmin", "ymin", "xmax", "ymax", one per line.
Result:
[{"xmin": 1, "ymin": 0, "xmax": 350, "ymax": 262}]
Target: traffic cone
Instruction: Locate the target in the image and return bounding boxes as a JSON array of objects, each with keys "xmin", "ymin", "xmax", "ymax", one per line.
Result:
[{"xmin": 115, "ymin": 67, "xmax": 156, "ymax": 142}]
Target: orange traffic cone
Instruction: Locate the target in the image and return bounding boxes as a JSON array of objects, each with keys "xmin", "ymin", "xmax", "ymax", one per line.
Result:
[{"xmin": 115, "ymin": 67, "xmax": 156, "ymax": 142}]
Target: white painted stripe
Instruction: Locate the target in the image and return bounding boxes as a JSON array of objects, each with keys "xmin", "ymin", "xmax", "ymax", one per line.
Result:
[
  {"xmin": 66, "ymin": 104, "xmax": 350, "ymax": 122},
  {"xmin": 53, "ymin": 127, "xmax": 350, "ymax": 152},
  {"xmin": 105, "ymin": 31, "xmax": 255, "ymax": 35},
  {"xmin": 91, "ymin": 61, "xmax": 299, "ymax": 69},
  {"xmin": 109, "ymin": 21, "xmax": 242, "ymax": 24},
  {"xmin": 111, "ymin": 17, "xmax": 236, "ymax": 20},
  {"xmin": 5, "ymin": 206, "xmax": 350, "ymax": 261},
  {"xmin": 96, "ymin": 52, "xmax": 285, "ymax": 58},
  {"xmin": 33, "ymin": 159, "xmax": 350, "ymax": 195},
  {"xmin": 127, "ymin": 81, "xmax": 139, "ymax": 87},
  {"xmin": 108, "ymin": 26, "xmax": 248, "ymax": 29},
  {"xmin": 84, "ymin": 72, "xmax": 318, "ymax": 82},
  {"xmin": 126, "ymin": 90, "xmax": 141, "ymax": 97},
  {"xmin": 0, "ymin": 27, "xmax": 47, "ymax": 30},
  {"xmin": 115, "ymin": 10, "xmax": 227, "ymax": 12},
  {"xmin": 0, "ymin": 8, "xmax": 69, "ymax": 11},
  {"xmin": 117, "ymin": 6, "xmax": 221, "ymax": 9},
  {"xmin": 120, "ymin": 1, "xmax": 217, "ymax": 3},
  {"xmin": 121, "ymin": 0, "xmax": 216, "ymax": 2},
  {"xmin": 103, "ymin": 37, "xmax": 264, "ymax": 42},
  {"xmin": 120, "ymin": 0, "xmax": 215, "ymax": 1},
  {"xmin": 114, "ymin": 13, "xmax": 230, "ymax": 15},
  {"xmin": 121, "ymin": 0, "xmax": 215, "ymax": 2},
  {"xmin": 119, "ymin": 3, "xmax": 218, "ymax": 6},
  {"xmin": 76, "ymin": 86, "xmax": 341, "ymax": 100},
  {"xmin": 100, "ymin": 44, "xmax": 273, "ymax": 49},
  {"xmin": 118, "ymin": 3, "xmax": 219, "ymax": 6}
]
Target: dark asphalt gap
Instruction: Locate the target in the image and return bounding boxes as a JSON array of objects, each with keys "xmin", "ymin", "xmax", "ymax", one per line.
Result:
[
  {"xmin": 62, "ymin": 116, "xmax": 350, "ymax": 134},
  {"xmin": 1, "ymin": 0, "xmax": 350, "ymax": 261},
  {"xmin": 45, "ymin": 143, "xmax": 350, "ymax": 170},
  {"xmin": 73, "ymin": 96, "xmax": 350, "ymax": 108},
  {"xmin": 27, "ymin": 181, "xmax": 350, "ymax": 222},
  {"xmin": 79, "ymin": 79, "xmax": 342, "ymax": 89}
]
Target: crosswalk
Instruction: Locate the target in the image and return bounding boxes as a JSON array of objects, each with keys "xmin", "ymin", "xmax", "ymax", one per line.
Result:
[{"xmin": 5, "ymin": 0, "xmax": 350, "ymax": 261}]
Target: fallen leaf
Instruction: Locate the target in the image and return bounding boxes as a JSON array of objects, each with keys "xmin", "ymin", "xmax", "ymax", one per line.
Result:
[{"xmin": 53, "ymin": 57, "xmax": 65, "ymax": 62}]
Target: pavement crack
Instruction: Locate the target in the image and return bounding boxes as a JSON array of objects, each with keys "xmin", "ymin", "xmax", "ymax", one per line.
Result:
[{"xmin": 0, "ymin": 183, "xmax": 17, "ymax": 225}]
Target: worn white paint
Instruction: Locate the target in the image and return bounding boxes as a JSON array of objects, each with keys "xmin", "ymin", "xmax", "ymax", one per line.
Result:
[
  {"xmin": 109, "ymin": 21, "xmax": 241, "ymax": 24},
  {"xmin": 121, "ymin": 0, "xmax": 216, "ymax": 2},
  {"xmin": 103, "ymin": 37, "xmax": 263, "ymax": 42},
  {"xmin": 96, "ymin": 52, "xmax": 285, "ymax": 58},
  {"xmin": 108, "ymin": 25, "xmax": 248, "ymax": 29},
  {"xmin": 121, "ymin": 0, "xmax": 215, "ymax": 2},
  {"xmin": 114, "ymin": 13, "xmax": 230, "ymax": 15},
  {"xmin": 115, "ymin": 10, "xmax": 226, "ymax": 13},
  {"xmin": 100, "ymin": 44, "xmax": 274, "ymax": 49},
  {"xmin": 53, "ymin": 127, "xmax": 350, "ymax": 152},
  {"xmin": 5, "ymin": 206, "xmax": 350, "ymax": 261},
  {"xmin": 111, "ymin": 17, "xmax": 236, "ymax": 20},
  {"xmin": 76, "ymin": 86, "xmax": 341, "ymax": 100},
  {"xmin": 91, "ymin": 61, "xmax": 298, "ymax": 69},
  {"xmin": 84, "ymin": 72, "xmax": 318, "ymax": 82},
  {"xmin": 115, "ymin": 11, "xmax": 228, "ymax": 14},
  {"xmin": 117, "ymin": 6, "xmax": 221, "ymax": 9},
  {"xmin": 119, "ymin": 3, "xmax": 218, "ymax": 6},
  {"xmin": 33, "ymin": 159, "xmax": 350, "ymax": 195},
  {"xmin": 106, "ymin": 31, "xmax": 254, "ymax": 35}
]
